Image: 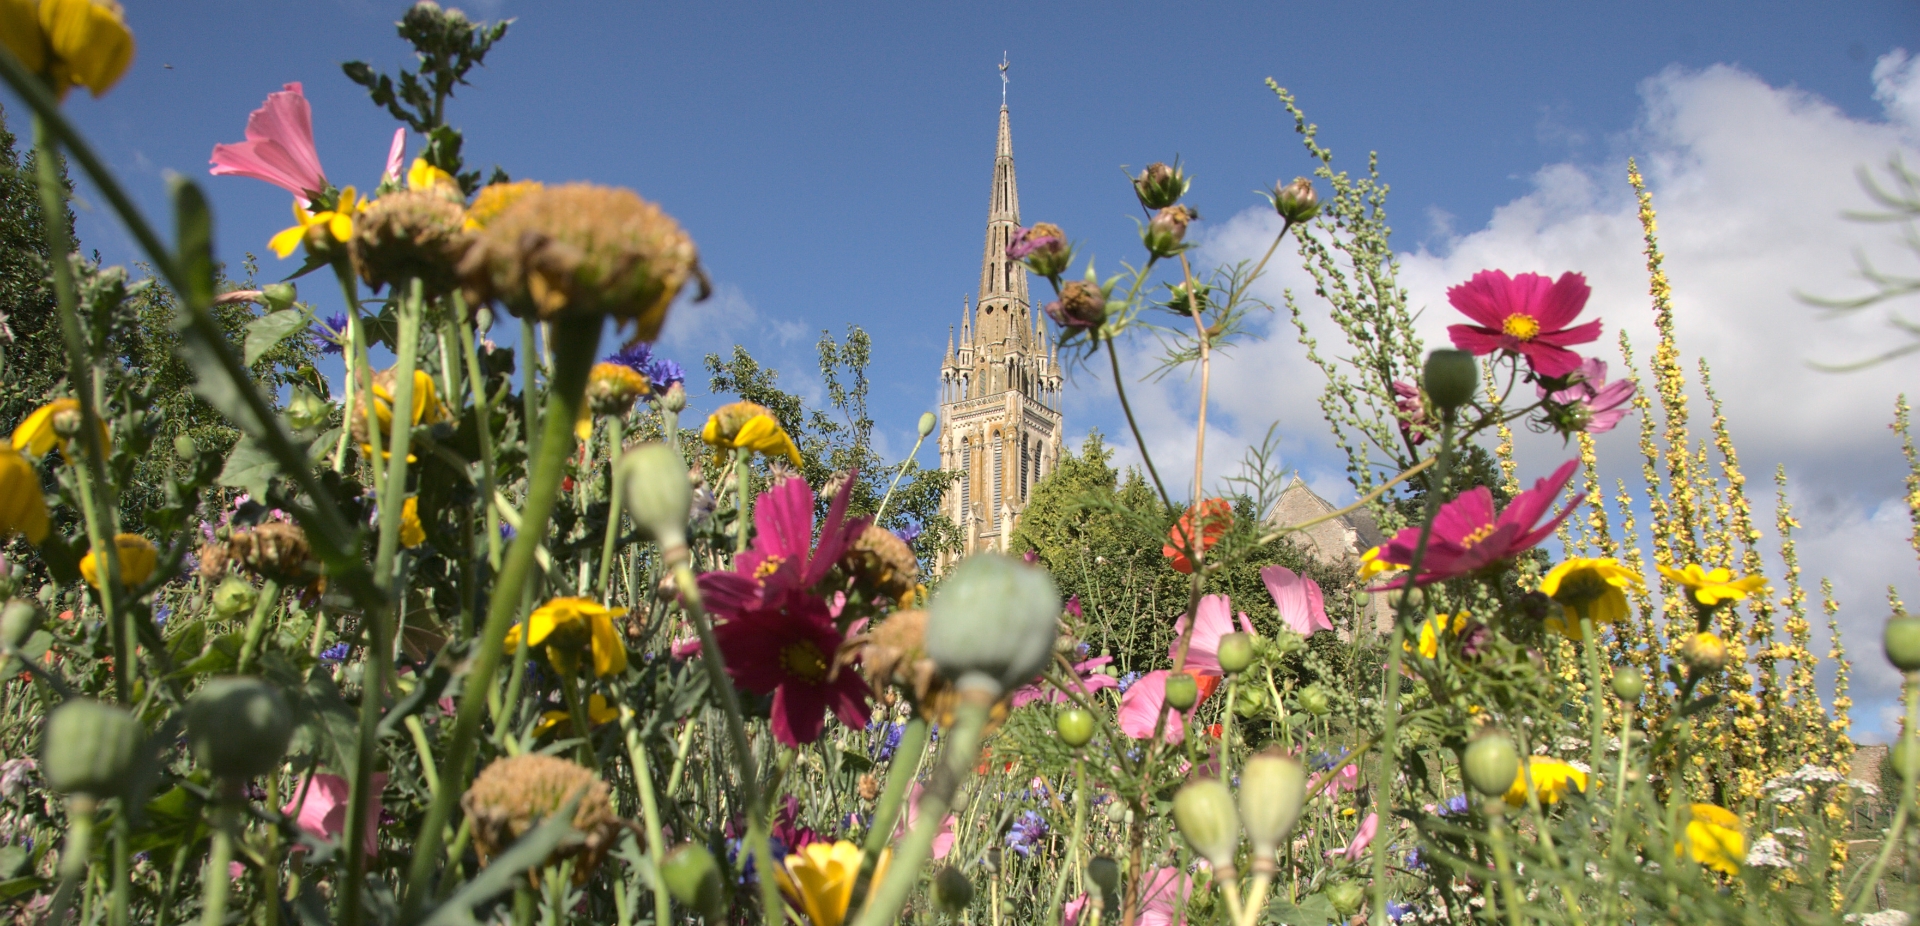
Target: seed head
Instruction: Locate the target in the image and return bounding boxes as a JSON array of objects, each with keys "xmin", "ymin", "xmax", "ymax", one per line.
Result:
[
  {"xmin": 462, "ymin": 753, "xmax": 624, "ymax": 881},
  {"xmin": 352, "ymin": 190, "xmax": 471, "ymax": 297}
]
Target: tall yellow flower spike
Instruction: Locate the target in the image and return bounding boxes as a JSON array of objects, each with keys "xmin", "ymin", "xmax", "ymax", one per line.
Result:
[
  {"xmin": 1540, "ymin": 557, "xmax": 1643, "ymax": 638},
  {"xmin": 507, "ymin": 596, "xmax": 629, "ymax": 677},
  {"xmin": 13, "ymin": 397, "xmax": 108, "ymax": 460},
  {"xmin": 702, "ymin": 401, "xmax": 802, "ymax": 466},
  {"xmin": 269, "ymin": 186, "xmax": 365, "ymax": 259},
  {"xmin": 0, "ymin": 447, "xmax": 48, "ymax": 543},
  {"xmin": 1678, "ymin": 803, "xmax": 1744, "ymax": 876},
  {"xmin": 1504, "ymin": 756, "xmax": 1587, "ymax": 807},
  {"xmin": 775, "ymin": 840, "xmax": 890, "ymax": 926},
  {"xmin": 400, "ymin": 496, "xmax": 425, "ymax": 548},
  {"xmin": 0, "ymin": 0, "xmax": 134, "ymax": 100},
  {"xmin": 1657, "ymin": 563, "xmax": 1767, "ymax": 608},
  {"xmin": 79, "ymin": 532, "xmax": 156, "ymax": 589}
]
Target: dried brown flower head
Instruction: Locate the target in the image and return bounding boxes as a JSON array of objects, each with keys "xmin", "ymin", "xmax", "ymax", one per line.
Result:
[
  {"xmin": 843, "ymin": 523, "xmax": 918, "ymax": 603},
  {"xmin": 459, "ymin": 183, "xmax": 707, "ymax": 339},
  {"xmin": 353, "ymin": 190, "xmax": 471, "ymax": 297},
  {"xmin": 858, "ymin": 773, "xmax": 880, "ymax": 802},
  {"xmin": 195, "ymin": 541, "xmax": 231, "ymax": 581},
  {"xmin": 225, "ymin": 522, "xmax": 311, "ymax": 582},
  {"xmin": 462, "ymin": 753, "xmax": 625, "ymax": 881}
]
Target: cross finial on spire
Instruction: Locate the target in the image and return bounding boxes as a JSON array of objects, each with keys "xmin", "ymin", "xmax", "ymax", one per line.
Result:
[{"xmin": 999, "ymin": 52, "xmax": 1009, "ymax": 106}]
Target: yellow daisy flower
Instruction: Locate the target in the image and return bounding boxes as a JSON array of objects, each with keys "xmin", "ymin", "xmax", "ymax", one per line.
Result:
[
  {"xmin": 534, "ymin": 693, "xmax": 619, "ymax": 736},
  {"xmin": 701, "ymin": 401, "xmax": 802, "ymax": 466},
  {"xmin": 775, "ymin": 840, "xmax": 890, "ymax": 926},
  {"xmin": 406, "ymin": 157, "xmax": 456, "ymax": 193},
  {"xmin": 1657, "ymin": 563, "xmax": 1766, "ymax": 608},
  {"xmin": 0, "ymin": 447, "xmax": 48, "ymax": 544},
  {"xmin": 79, "ymin": 532, "xmax": 156, "ymax": 589},
  {"xmin": 400, "ymin": 496, "xmax": 425, "ymax": 548},
  {"xmin": 1405, "ymin": 611, "xmax": 1468, "ymax": 659},
  {"xmin": 13, "ymin": 397, "xmax": 107, "ymax": 460},
  {"xmin": 507, "ymin": 596, "xmax": 629, "ymax": 678},
  {"xmin": 0, "ymin": 0, "xmax": 134, "ymax": 101},
  {"xmin": 269, "ymin": 185, "xmax": 366, "ymax": 259},
  {"xmin": 1540, "ymin": 557, "xmax": 1642, "ymax": 639},
  {"xmin": 1678, "ymin": 803, "xmax": 1743, "ymax": 876},
  {"xmin": 1504, "ymin": 756, "xmax": 1587, "ymax": 807}
]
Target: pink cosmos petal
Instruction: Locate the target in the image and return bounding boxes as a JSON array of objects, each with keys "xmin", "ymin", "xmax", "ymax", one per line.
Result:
[
  {"xmin": 1446, "ymin": 324, "xmax": 1509, "ymax": 356},
  {"xmin": 1118, "ymin": 670, "xmax": 1186, "ymax": 742},
  {"xmin": 1138, "ymin": 867, "xmax": 1192, "ymax": 926},
  {"xmin": 1373, "ymin": 460, "xmax": 1580, "ymax": 587},
  {"xmin": 1330, "ymin": 812, "xmax": 1378, "ymax": 862},
  {"xmin": 1169, "ymin": 594, "xmax": 1251, "ymax": 674},
  {"xmin": 1446, "ymin": 270, "xmax": 1523, "ymax": 331},
  {"xmin": 383, "ymin": 128, "xmax": 406, "ymax": 184},
  {"xmin": 283, "ymin": 772, "xmax": 385, "ymax": 860},
  {"xmin": 1515, "ymin": 341, "xmax": 1588, "ymax": 379},
  {"xmin": 1262, "ymin": 565, "xmax": 1333, "ymax": 636},
  {"xmin": 1532, "ymin": 272, "xmax": 1593, "ymax": 330},
  {"xmin": 209, "ymin": 83, "xmax": 328, "ymax": 200},
  {"xmin": 1533, "ymin": 318, "xmax": 1604, "ymax": 348},
  {"xmin": 1319, "ymin": 763, "xmax": 1361, "ymax": 795}
]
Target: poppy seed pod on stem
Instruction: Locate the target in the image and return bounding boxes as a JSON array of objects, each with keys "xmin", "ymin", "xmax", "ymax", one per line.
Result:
[
  {"xmin": 0, "ymin": 599, "xmax": 35, "ymax": 650},
  {"xmin": 1238, "ymin": 750, "xmax": 1306, "ymax": 866},
  {"xmin": 1086, "ymin": 856, "xmax": 1121, "ymax": 909},
  {"xmin": 933, "ymin": 866, "xmax": 974, "ymax": 913},
  {"xmin": 924, "ymin": 553, "xmax": 1059, "ymax": 698},
  {"xmin": 1172, "ymin": 778, "xmax": 1241, "ymax": 873},
  {"xmin": 1163, "ymin": 672, "xmax": 1198, "ymax": 711},
  {"xmin": 1217, "ymin": 632, "xmax": 1254, "ymax": 675},
  {"xmin": 660, "ymin": 843, "xmax": 724, "ymax": 921},
  {"xmin": 42, "ymin": 699, "xmax": 143, "ymax": 799},
  {"xmin": 1885, "ymin": 613, "xmax": 1920, "ymax": 672},
  {"xmin": 1422, "ymin": 349, "xmax": 1478, "ymax": 411},
  {"xmin": 1463, "ymin": 732, "xmax": 1520, "ymax": 798},
  {"xmin": 1611, "ymin": 666, "xmax": 1647, "ymax": 702},
  {"xmin": 186, "ymin": 677, "xmax": 293, "ymax": 781},
  {"xmin": 212, "ymin": 576, "xmax": 258, "ymax": 619},
  {"xmin": 918, "ymin": 411, "xmax": 937, "ymax": 439},
  {"xmin": 1055, "ymin": 707, "xmax": 1094, "ymax": 747},
  {"xmin": 618, "ymin": 442, "xmax": 692, "ymax": 559}
]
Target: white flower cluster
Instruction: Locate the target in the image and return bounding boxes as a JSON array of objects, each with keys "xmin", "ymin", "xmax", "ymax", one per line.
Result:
[
  {"xmin": 1745, "ymin": 834, "xmax": 1791, "ymax": 868},
  {"xmin": 1843, "ymin": 911, "xmax": 1910, "ymax": 926}
]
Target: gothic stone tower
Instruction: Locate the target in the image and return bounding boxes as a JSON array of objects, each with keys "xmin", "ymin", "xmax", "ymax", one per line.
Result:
[{"xmin": 937, "ymin": 103, "xmax": 1064, "ymax": 570}]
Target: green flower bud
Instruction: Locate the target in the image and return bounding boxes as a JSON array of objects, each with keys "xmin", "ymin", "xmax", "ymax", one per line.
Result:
[
  {"xmin": 618, "ymin": 442, "xmax": 692, "ymax": 556},
  {"xmin": 925, "ymin": 553, "xmax": 1059, "ymax": 697},
  {"xmin": 1297, "ymin": 684, "xmax": 1331, "ymax": 716},
  {"xmin": 186, "ymin": 677, "xmax": 292, "ymax": 780},
  {"xmin": 1887, "ymin": 614, "xmax": 1920, "ymax": 673},
  {"xmin": 659, "ymin": 382, "xmax": 687, "ymax": 413},
  {"xmin": 261, "ymin": 282, "xmax": 297, "ymax": 312},
  {"xmin": 1172, "ymin": 779, "xmax": 1240, "ymax": 872},
  {"xmin": 660, "ymin": 843, "xmax": 724, "ymax": 921},
  {"xmin": 918, "ymin": 412, "xmax": 937, "ymax": 439},
  {"xmin": 1217, "ymin": 632, "xmax": 1254, "ymax": 675},
  {"xmin": 1086, "ymin": 856, "xmax": 1121, "ymax": 907},
  {"xmin": 1133, "ymin": 162, "xmax": 1190, "ymax": 210},
  {"xmin": 1239, "ymin": 750, "xmax": 1306, "ymax": 863},
  {"xmin": 1610, "ymin": 666, "xmax": 1646, "ymax": 703},
  {"xmin": 1234, "ymin": 685, "xmax": 1269, "ymax": 718},
  {"xmin": 1463, "ymin": 732, "xmax": 1520, "ymax": 798},
  {"xmin": 42, "ymin": 699, "xmax": 144, "ymax": 799},
  {"xmin": 173, "ymin": 434, "xmax": 197, "ymax": 461},
  {"xmin": 1325, "ymin": 881, "xmax": 1366, "ymax": 917},
  {"xmin": 212, "ymin": 576, "xmax": 259, "ymax": 619},
  {"xmin": 1163, "ymin": 672, "xmax": 1197, "ymax": 711},
  {"xmin": 0, "ymin": 599, "xmax": 37, "ymax": 650},
  {"xmin": 1105, "ymin": 802, "xmax": 1128, "ymax": 825},
  {"xmin": 933, "ymin": 865, "xmax": 974, "ymax": 914},
  {"xmin": 1055, "ymin": 707, "xmax": 1094, "ymax": 748},
  {"xmin": 1272, "ymin": 177, "xmax": 1320, "ymax": 225},
  {"xmin": 1422, "ymin": 349, "xmax": 1478, "ymax": 411},
  {"xmin": 1681, "ymin": 631, "xmax": 1728, "ymax": 675},
  {"xmin": 285, "ymin": 389, "xmax": 331, "ymax": 431},
  {"xmin": 1142, "ymin": 205, "xmax": 1197, "ymax": 259}
]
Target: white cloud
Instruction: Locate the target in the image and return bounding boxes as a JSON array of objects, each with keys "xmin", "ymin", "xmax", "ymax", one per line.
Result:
[{"xmin": 1100, "ymin": 55, "xmax": 1920, "ymax": 735}]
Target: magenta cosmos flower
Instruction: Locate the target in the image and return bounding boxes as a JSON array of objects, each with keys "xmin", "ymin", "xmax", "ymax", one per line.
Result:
[
  {"xmin": 1539, "ymin": 357, "xmax": 1636, "ymax": 434},
  {"xmin": 1012, "ymin": 654, "xmax": 1118, "ymax": 708},
  {"xmin": 698, "ymin": 475, "xmax": 872, "ymax": 746},
  {"xmin": 1446, "ymin": 270, "xmax": 1602, "ymax": 379},
  {"xmin": 1373, "ymin": 459, "xmax": 1580, "ymax": 588},
  {"xmin": 210, "ymin": 83, "xmax": 328, "ymax": 202}
]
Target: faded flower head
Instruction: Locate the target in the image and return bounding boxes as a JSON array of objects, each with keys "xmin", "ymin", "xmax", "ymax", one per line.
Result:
[
  {"xmin": 224, "ymin": 521, "xmax": 313, "ymax": 582},
  {"xmin": 842, "ymin": 522, "xmax": 920, "ymax": 603},
  {"xmin": 463, "ymin": 180, "xmax": 542, "ymax": 230},
  {"xmin": 352, "ymin": 189, "xmax": 471, "ymax": 296},
  {"xmin": 1143, "ymin": 205, "xmax": 1198, "ymax": 258},
  {"xmin": 1044, "ymin": 280, "xmax": 1107, "ymax": 331},
  {"xmin": 1007, "ymin": 222, "xmax": 1071, "ymax": 278},
  {"xmin": 460, "ymin": 183, "xmax": 705, "ymax": 339},
  {"xmin": 462, "ymin": 753, "xmax": 623, "ymax": 881},
  {"xmin": 1133, "ymin": 162, "xmax": 1190, "ymax": 210}
]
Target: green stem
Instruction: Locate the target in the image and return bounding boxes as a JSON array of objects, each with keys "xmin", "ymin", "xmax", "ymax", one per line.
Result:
[
  {"xmin": 851, "ymin": 717, "xmax": 930, "ymax": 911},
  {"xmin": 374, "ymin": 280, "xmax": 425, "ymax": 588},
  {"xmin": 667, "ymin": 715, "xmax": 698, "ymax": 798},
  {"xmin": 874, "ymin": 430, "xmax": 929, "ymax": 523},
  {"xmin": 1579, "ymin": 611, "xmax": 1608, "ymax": 790},
  {"xmin": 109, "ymin": 805, "xmax": 128, "ymax": 926},
  {"xmin": 733, "ymin": 448, "xmax": 751, "ymax": 556},
  {"xmin": 613, "ymin": 679, "xmax": 672, "ymax": 926},
  {"xmin": 400, "ymin": 315, "xmax": 602, "ymax": 922},
  {"xmin": 1047, "ymin": 759, "xmax": 1088, "ymax": 926},
  {"xmin": 202, "ymin": 803, "xmax": 234, "ymax": 926},
  {"xmin": 597, "ymin": 415, "xmax": 627, "ymax": 601},
  {"xmin": 1485, "ymin": 803, "xmax": 1524, "ymax": 926},
  {"xmin": 851, "ymin": 696, "xmax": 991, "ymax": 926},
  {"xmin": 454, "ymin": 294, "xmax": 503, "ymax": 572},
  {"xmin": 233, "ymin": 579, "xmax": 282, "ymax": 675},
  {"xmin": 1847, "ymin": 673, "xmax": 1920, "ymax": 915}
]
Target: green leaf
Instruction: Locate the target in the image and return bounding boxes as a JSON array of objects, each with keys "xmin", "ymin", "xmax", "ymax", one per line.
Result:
[
  {"xmin": 218, "ymin": 433, "xmax": 280, "ymax": 500},
  {"xmin": 0, "ymin": 630, "xmax": 51, "ymax": 683},
  {"xmin": 0, "ymin": 876, "xmax": 45, "ymax": 901},
  {"xmin": 171, "ymin": 631, "xmax": 242, "ymax": 680},
  {"xmin": 166, "ymin": 619, "xmax": 206, "ymax": 667},
  {"xmin": 168, "ymin": 177, "xmax": 215, "ymax": 310},
  {"xmin": 245, "ymin": 309, "xmax": 309, "ymax": 367}
]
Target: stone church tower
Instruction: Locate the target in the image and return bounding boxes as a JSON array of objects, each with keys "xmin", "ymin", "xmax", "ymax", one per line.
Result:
[{"xmin": 936, "ymin": 102, "xmax": 1064, "ymax": 570}]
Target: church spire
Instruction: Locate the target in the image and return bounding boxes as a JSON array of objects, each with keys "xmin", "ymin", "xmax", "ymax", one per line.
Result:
[{"xmin": 974, "ymin": 98, "xmax": 1030, "ymax": 349}]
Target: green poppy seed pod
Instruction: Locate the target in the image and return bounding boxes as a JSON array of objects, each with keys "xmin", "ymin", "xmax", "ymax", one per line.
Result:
[
  {"xmin": 924, "ymin": 553, "xmax": 1059, "ymax": 698},
  {"xmin": 284, "ymin": 389, "xmax": 331, "ymax": 431},
  {"xmin": 619, "ymin": 442, "xmax": 692, "ymax": 556},
  {"xmin": 1297, "ymin": 684, "xmax": 1331, "ymax": 716},
  {"xmin": 933, "ymin": 865, "xmax": 974, "ymax": 914},
  {"xmin": 1325, "ymin": 881, "xmax": 1366, "ymax": 917},
  {"xmin": 1273, "ymin": 177, "xmax": 1320, "ymax": 225},
  {"xmin": 212, "ymin": 576, "xmax": 258, "ymax": 619},
  {"xmin": 186, "ymin": 677, "xmax": 292, "ymax": 780},
  {"xmin": 660, "ymin": 843, "xmax": 724, "ymax": 921},
  {"xmin": 1163, "ymin": 672, "xmax": 1198, "ymax": 711},
  {"xmin": 0, "ymin": 599, "xmax": 37, "ymax": 650},
  {"xmin": 918, "ymin": 412, "xmax": 937, "ymax": 439},
  {"xmin": 1886, "ymin": 614, "xmax": 1920, "ymax": 673},
  {"xmin": 42, "ymin": 699, "xmax": 144, "ymax": 799},
  {"xmin": 1611, "ymin": 666, "xmax": 1647, "ymax": 703},
  {"xmin": 1085, "ymin": 856, "xmax": 1121, "ymax": 907},
  {"xmin": 261, "ymin": 282, "xmax": 297, "ymax": 312},
  {"xmin": 1238, "ymin": 751, "xmax": 1307, "ymax": 863},
  {"xmin": 1893, "ymin": 737, "xmax": 1920, "ymax": 782},
  {"xmin": 1171, "ymin": 779, "xmax": 1240, "ymax": 871},
  {"xmin": 1055, "ymin": 708, "xmax": 1094, "ymax": 748},
  {"xmin": 1422, "ymin": 349, "xmax": 1478, "ymax": 411},
  {"xmin": 1463, "ymin": 732, "xmax": 1520, "ymax": 798},
  {"xmin": 1217, "ymin": 632, "xmax": 1255, "ymax": 675}
]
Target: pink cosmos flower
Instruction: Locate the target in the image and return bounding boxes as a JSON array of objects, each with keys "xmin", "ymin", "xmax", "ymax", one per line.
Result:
[
  {"xmin": 1120, "ymin": 595, "xmax": 1253, "ymax": 742},
  {"xmin": 1445, "ymin": 270, "xmax": 1602, "ymax": 379},
  {"xmin": 1329, "ymin": 812, "xmax": 1378, "ymax": 862},
  {"xmin": 1262, "ymin": 565, "xmax": 1332, "ymax": 636},
  {"xmin": 1064, "ymin": 894, "xmax": 1090, "ymax": 926},
  {"xmin": 730, "ymin": 471, "xmax": 866, "ymax": 597},
  {"xmin": 209, "ymin": 83, "xmax": 328, "ymax": 202},
  {"xmin": 1373, "ymin": 459, "xmax": 1580, "ymax": 588},
  {"xmin": 1011, "ymin": 655, "xmax": 1118, "ymax": 708},
  {"xmin": 1138, "ymin": 867, "xmax": 1193, "ymax": 926},
  {"xmin": 900, "ymin": 783, "xmax": 957, "ymax": 860},
  {"xmin": 382, "ymin": 128, "xmax": 407, "ymax": 186},
  {"xmin": 1539, "ymin": 357, "xmax": 1636, "ymax": 434},
  {"xmin": 283, "ymin": 772, "xmax": 386, "ymax": 859}
]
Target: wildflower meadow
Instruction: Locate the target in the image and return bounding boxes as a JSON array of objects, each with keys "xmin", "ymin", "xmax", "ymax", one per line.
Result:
[{"xmin": 0, "ymin": 4, "xmax": 1913, "ymax": 926}]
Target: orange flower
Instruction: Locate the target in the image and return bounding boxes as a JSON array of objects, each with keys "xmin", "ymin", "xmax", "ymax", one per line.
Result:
[{"xmin": 1163, "ymin": 498, "xmax": 1233, "ymax": 574}]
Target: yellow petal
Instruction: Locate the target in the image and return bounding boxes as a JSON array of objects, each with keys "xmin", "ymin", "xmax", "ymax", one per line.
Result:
[
  {"xmin": 11, "ymin": 399, "xmax": 62, "ymax": 456},
  {"xmin": 533, "ymin": 709, "xmax": 568, "ymax": 736},
  {"xmin": 589, "ymin": 609, "xmax": 628, "ymax": 677},
  {"xmin": 574, "ymin": 405, "xmax": 593, "ymax": 442},
  {"xmin": 0, "ymin": 448, "xmax": 48, "ymax": 544},
  {"xmin": 0, "ymin": 0, "xmax": 46, "ymax": 75},
  {"xmin": 407, "ymin": 370, "xmax": 439, "ymax": 426},
  {"xmin": 268, "ymin": 223, "xmax": 308, "ymax": 259},
  {"xmin": 327, "ymin": 210, "xmax": 353, "ymax": 243},
  {"xmin": 407, "ymin": 157, "xmax": 454, "ymax": 191},
  {"xmin": 400, "ymin": 497, "xmax": 425, "ymax": 548},
  {"xmin": 586, "ymin": 694, "xmax": 619, "ymax": 725}
]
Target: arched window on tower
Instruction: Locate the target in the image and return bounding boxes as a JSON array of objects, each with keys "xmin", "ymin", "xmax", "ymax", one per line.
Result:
[
  {"xmin": 1020, "ymin": 435, "xmax": 1029, "ymax": 500},
  {"xmin": 992, "ymin": 437, "xmax": 1003, "ymax": 519},
  {"xmin": 960, "ymin": 437, "xmax": 971, "ymax": 523}
]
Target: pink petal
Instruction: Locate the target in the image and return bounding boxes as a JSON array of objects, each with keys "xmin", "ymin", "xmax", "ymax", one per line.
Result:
[
  {"xmin": 1118, "ymin": 671, "xmax": 1185, "ymax": 742},
  {"xmin": 1170, "ymin": 594, "xmax": 1237, "ymax": 672},
  {"xmin": 1444, "ymin": 270, "xmax": 1520, "ymax": 331},
  {"xmin": 1531, "ymin": 271, "xmax": 1592, "ymax": 330},
  {"xmin": 383, "ymin": 128, "xmax": 406, "ymax": 183},
  {"xmin": 1515, "ymin": 340, "xmax": 1590, "ymax": 379},
  {"xmin": 1065, "ymin": 895, "xmax": 1090, "ymax": 926},
  {"xmin": 1445, "ymin": 324, "xmax": 1507, "ymax": 356},
  {"xmin": 208, "ymin": 83, "xmax": 328, "ymax": 200},
  {"xmin": 1344, "ymin": 812, "xmax": 1378, "ymax": 861},
  {"xmin": 1138, "ymin": 867, "xmax": 1192, "ymax": 926},
  {"xmin": 1262, "ymin": 565, "xmax": 1333, "ymax": 635}
]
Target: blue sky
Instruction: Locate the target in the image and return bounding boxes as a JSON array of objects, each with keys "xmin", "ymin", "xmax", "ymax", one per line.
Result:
[{"xmin": 15, "ymin": 1, "xmax": 1920, "ymax": 735}]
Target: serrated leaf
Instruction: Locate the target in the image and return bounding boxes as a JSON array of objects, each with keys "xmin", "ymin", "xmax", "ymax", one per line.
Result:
[
  {"xmin": 245, "ymin": 309, "xmax": 309, "ymax": 367},
  {"xmin": 219, "ymin": 434, "xmax": 281, "ymax": 499}
]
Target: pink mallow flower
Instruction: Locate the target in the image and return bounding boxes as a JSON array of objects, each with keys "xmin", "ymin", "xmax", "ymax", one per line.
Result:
[
  {"xmin": 1445, "ymin": 270, "xmax": 1602, "ymax": 379},
  {"xmin": 283, "ymin": 772, "xmax": 386, "ymax": 859},
  {"xmin": 1262, "ymin": 565, "xmax": 1332, "ymax": 636},
  {"xmin": 1119, "ymin": 595, "xmax": 1251, "ymax": 742},
  {"xmin": 209, "ymin": 83, "xmax": 328, "ymax": 202},
  {"xmin": 1138, "ymin": 867, "xmax": 1193, "ymax": 926},
  {"xmin": 900, "ymin": 783, "xmax": 956, "ymax": 860},
  {"xmin": 382, "ymin": 127, "xmax": 407, "ymax": 187},
  {"xmin": 1012, "ymin": 655, "xmax": 1118, "ymax": 708},
  {"xmin": 1539, "ymin": 357, "xmax": 1636, "ymax": 435},
  {"xmin": 1373, "ymin": 459, "xmax": 1580, "ymax": 588},
  {"xmin": 1329, "ymin": 812, "xmax": 1378, "ymax": 862}
]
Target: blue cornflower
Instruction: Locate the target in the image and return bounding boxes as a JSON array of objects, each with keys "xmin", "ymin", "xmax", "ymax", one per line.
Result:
[
  {"xmin": 313, "ymin": 313, "xmax": 348, "ymax": 355},
  {"xmin": 1405, "ymin": 847, "xmax": 1427, "ymax": 871},
  {"xmin": 500, "ymin": 522, "xmax": 517, "ymax": 541},
  {"xmin": 153, "ymin": 605, "xmax": 171, "ymax": 628},
  {"xmin": 873, "ymin": 722, "xmax": 904, "ymax": 761},
  {"xmin": 1437, "ymin": 795, "xmax": 1470, "ymax": 819},
  {"xmin": 319, "ymin": 643, "xmax": 351, "ymax": 663},
  {"xmin": 1116, "ymin": 671, "xmax": 1142, "ymax": 693},
  {"xmin": 646, "ymin": 357, "xmax": 685, "ymax": 390},
  {"xmin": 1386, "ymin": 901, "xmax": 1413, "ymax": 922},
  {"xmin": 607, "ymin": 342, "xmax": 653, "ymax": 372},
  {"xmin": 1005, "ymin": 810, "xmax": 1047, "ymax": 857},
  {"xmin": 894, "ymin": 523, "xmax": 922, "ymax": 545},
  {"xmin": 1309, "ymin": 748, "xmax": 1350, "ymax": 773}
]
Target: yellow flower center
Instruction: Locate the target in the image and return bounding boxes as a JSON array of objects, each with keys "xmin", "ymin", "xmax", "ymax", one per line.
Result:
[
  {"xmin": 1459, "ymin": 523, "xmax": 1497, "ymax": 548},
  {"xmin": 1501, "ymin": 314, "xmax": 1541, "ymax": 340},
  {"xmin": 780, "ymin": 640, "xmax": 828, "ymax": 682},
  {"xmin": 754, "ymin": 555, "xmax": 787, "ymax": 581}
]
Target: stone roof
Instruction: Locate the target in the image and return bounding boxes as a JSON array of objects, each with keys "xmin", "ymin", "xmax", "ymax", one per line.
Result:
[{"xmin": 1265, "ymin": 475, "xmax": 1386, "ymax": 566}]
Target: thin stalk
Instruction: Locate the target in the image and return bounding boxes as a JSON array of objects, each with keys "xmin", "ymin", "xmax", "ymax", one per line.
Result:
[
  {"xmin": 399, "ymin": 315, "xmax": 603, "ymax": 922},
  {"xmin": 874, "ymin": 429, "xmax": 930, "ymax": 522},
  {"xmin": 374, "ymin": 280, "xmax": 425, "ymax": 587},
  {"xmin": 1848, "ymin": 673, "xmax": 1920, "ymax": 915},
  {"xmin": 1046, "ymin": 759, "xmax": 1088, "ymax": 926},
  {"xmin": 1485, "ymin": 803, "xmax": 1524, "ymax": 926},
  {"xmin": 233, "ymin": 578, "xmax": 282, "ymax": 675},
  {"xmin": 1579, "ymin": 610, "xmax": 1607, "ymax": 799},
  {"xmin": 1102, "ymin": 339, "xmax": 1174, "ymax": 514},
  {"xmin": 597, "ymin": 415, "xmax": 627, "ymax": 600},
  {"xmin": 202, "ymin": 802, "xmax": 235, "ymax": 926},
  {"xmin": 109, "ymin": 806, "xmax": 128, "ymax": 926},
  {"xmin": 851, "ymin": 718, "xmax": 931, "ymax": 911},
  {"xmin": 613, "ymin": 679, "xmax": 672, "ymax": 926},
  {"xmin": 453, "ymin": 293, "xmax": 503, "ymax": 571},
  {"xmin": 733, "ymin": 448, "xmax": 751, "ymax": 555},
  {"xmin": 666, "ymin": 716, "xmax": 698, "ymax": 798},
  {"xmin": 851, "ymin": 696, "xmax": 991, "ymax": 926}
]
